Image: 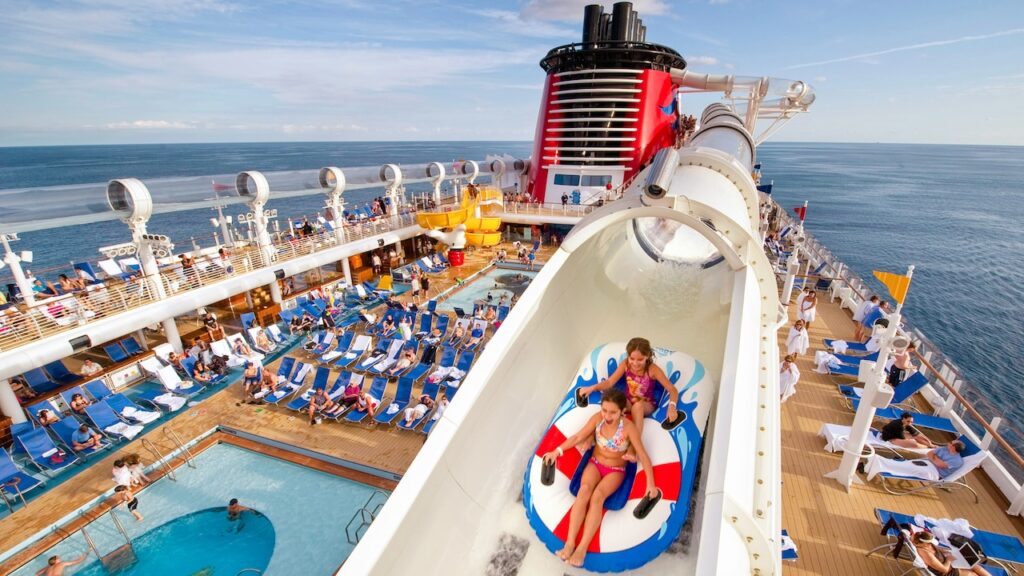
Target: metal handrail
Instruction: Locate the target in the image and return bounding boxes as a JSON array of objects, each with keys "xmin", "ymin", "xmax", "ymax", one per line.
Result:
[
  {"xmin": 163, "ymin": 427, "xmax": 196, "ymax": 469},
  {"xmin": 108, "ymin": 509, "xmax": 132, "ymax": 546},
  {"xmin": 236, "ymin": 569, "xmax": 263, "ymax": 575},
  {"xmin": 140, "ymin": 438, "xmax": 176, "ymax": 482}
]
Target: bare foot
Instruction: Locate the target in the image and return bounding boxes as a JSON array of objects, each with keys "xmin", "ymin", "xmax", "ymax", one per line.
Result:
[
  {"xmin": 556, "ymin": 543, "xmax": 575, "ymax": 561},
  {"xmin": 568, "ymin": 548, "xmax": 587, "ymax": 567}
]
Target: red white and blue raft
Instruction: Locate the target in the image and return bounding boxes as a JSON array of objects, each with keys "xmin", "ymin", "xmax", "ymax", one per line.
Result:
[{"xmin": 523, "ymin": 342, "xmax": 716, "ymax": 573}]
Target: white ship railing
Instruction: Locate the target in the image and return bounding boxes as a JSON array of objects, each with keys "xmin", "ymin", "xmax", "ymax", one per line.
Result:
[
  {"xmin": 0, "ymin": 212, "xmax": 419, "ymax": 353},
  {"xmin": 768, "ymin": 200, "xmax": 1024, "ymax": 515}
]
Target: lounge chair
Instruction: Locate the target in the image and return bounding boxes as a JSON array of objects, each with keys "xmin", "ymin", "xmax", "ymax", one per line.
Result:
[
  {"xmin": 443, "ymin": 350, "xmax": 476, "ymax": 391},
  {"xmin": 106, "ymin": 394, "xmax": 161, "ymax": 424},
  {"xmin": 321, "ymin": 331, "xmax": 354, "ymax": 363},
  {"xmin": 135, "ymin": 388, "xmax": 188, "ymax": 412},
  {"xmin": 838, "ymin": 372, "xmax": 928, "ymax": 411},
  {"xmin": 22, "ymin": 368, "xmax": 60, "ymax": 393},
  {"xmin": 84, "ymin": 401, "xmax": 145, "ymax": 441},
  {"xmin": 27, "ymin": 398, "xmax": 64, "ymax": 427},
  {"xmin": 0, "ymin": 447, "xmax": 44, "ymax": 505},
  {"xmin": 50, "ymin": 416, "xmax": 111, "ymax": 456},
  {"xmin": 156, "ymin": 365, "xmax": 205, "ymax": 397},
  {"xmin": 265, "ymin": 362, "xmax": 312, "ymax": 405},
  {"xmin": 434, "ymin": 315, "xmax": 450, "ymax": 338},
  {"xmin": 818, "ymin": 423, "xmax": 935, "ymax": 459},
  {"xmin": 368, "ymin": 340, "xmax": 406, "ymax": 374},
  {"xmin": 286, "ymin": 366, "xmax": 331, "ymax": 411},
  {"xmin": 84, "ymin": 379, "xmax": 114, "ymax": 402},
  {"xmin": 209, "ymin": 338, "xmax": 244, "ymax": 368},
  {"xmin": 358, "ymin": 339, "xmax": 391, "ymax": 371},
  {"xmin": 310, "ymin": 331, "xmax": 336, "ymax": 356},
  {"xmin": 139, "ymin": 355, "xmax": 165, "ymax": 376},
  {"xmin": 398, "ymin": 381, "xmax": 440, "ymax": 431},
  {"xmin": 17, "ymin": 428, "xmax": 79, "ymax": 474},
  {"xmin": 241, "ymin": 312, "xmax": 256, "ymax": 330},
  {"xmin": 426, "ymin": 300, "xmax": 438, "ymax": 313},
  {"xmin": 871, "ymin": 509, "xmax": 1017, "ymax": 575},
  {"xmin": 266, "ymin": 323, "xmax": 288, "ymax": 344},
  {"xmin": 376, "ymin": 376, "xmax": 414, "ymax": 425},
  {"xmin": 864, "ymin": 439, "xmax": 989, "ymax": 502},
  {"xmin": 823, "ymin": 337, "xmax": 878, "ymax": 354},
  {"xmin": 328, "ymin": 373, "xmax": 365, "ymax": 421},
  {"xmin": 120, "ymin": 336, "xmax": 145, "ymax": 356},
  {"xmin": 414, "ymin": 313, "xmax": 433, "ymax": 338},
  {"xmin": 792, "ymin": 261, "xmax": 827, "ymax": 292},
  {"xmin": 227, "ymin": 333, "xmax": 265, "ymax": 363},
  {"xmin": 103, "ymin": 342, "xmax": 130, "ymax": 364},
  {"xmin": 59, "ymin": 385, "xmax": 92, "ymax": 412},
  {"xmin": 344, "ymin": 376, "xmax": 388, "ymax": 423},
  {"xmin": 43, "ymin": 360, "xmax": 82, "ymax": 386},
  {"xmin": 337, "ymin": 335, "xmax": 372, "ymax": 368},
  {"xmin": 781, "ymin": 530, "xmax": 798, "ymax": 562},
  {"xmin": 861, "ymin": 403, "xmax": 958, "ymax": 435},
  {"xmin": 497, "ymin": 305, "xmax": 510, "ymax": 322}
]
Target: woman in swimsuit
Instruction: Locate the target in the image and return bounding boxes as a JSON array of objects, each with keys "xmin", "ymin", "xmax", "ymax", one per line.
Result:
[
  {"xmin": 69, "ymin": 393, "xmax": 91, "ymax": 415},
  {"xmin": 577, "ymin": 337, "xmax": 680, "ymax": 436},
  {"xmin": 542, "ymin": 389, "xmax": 658, "ymax": 568}
]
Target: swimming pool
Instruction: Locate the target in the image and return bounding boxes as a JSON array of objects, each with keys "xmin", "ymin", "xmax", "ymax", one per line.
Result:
[
  {"xmin": 442, "ymin": 267, "xmax": 538, "ymax": 312},
  {"xmin": 9, "ymin": 442, "xmax": 388, "ymax": 576}
]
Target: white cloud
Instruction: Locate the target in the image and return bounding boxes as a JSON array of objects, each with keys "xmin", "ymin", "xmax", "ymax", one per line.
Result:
[
  {"xmin": 104, "ymin": 120, "xmax": 194, "ymax": 129},
  {"xmin": 521, "ymin": 0, "xmax": 670, "ymax": 22},
  {"xmin": 813, "ymin": 76, "xmax": 827, "ymax": 83},
  {"xmin": 468, "ymin": 9, "xmax": 575, "ymax": 38},
  {"xmin": 687, "ymin": 55, "xmax": 720, "ymax": 66},
  {"xmin": 787, "ymin": 27, "xmax": 1024, "ymax": 70}
]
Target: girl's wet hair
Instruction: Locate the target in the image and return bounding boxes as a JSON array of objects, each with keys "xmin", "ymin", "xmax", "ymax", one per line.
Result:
[{"xmin": 601, "ymin": 388, "xmax": 628, "ymax": 411}]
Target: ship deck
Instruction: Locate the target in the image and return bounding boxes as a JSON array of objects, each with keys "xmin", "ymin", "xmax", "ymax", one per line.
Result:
[
  {"xmin": 778, "ymin": 290, "xmax": 1024, "ymax": 574},
  {"xmin": 0, "ymin": 240, "xmax": 560, "ymax": 574}
]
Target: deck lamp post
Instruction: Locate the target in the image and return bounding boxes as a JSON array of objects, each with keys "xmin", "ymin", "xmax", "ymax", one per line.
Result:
[
  {"xmin": 826, "ymin": 264, "xmax": 915, "ymax": 491},
  {"xmin": 319, "ymin": 167, "xmax": 346, "ymax": 244}
]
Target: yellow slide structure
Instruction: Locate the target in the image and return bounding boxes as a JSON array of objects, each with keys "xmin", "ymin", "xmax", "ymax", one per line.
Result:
[{"xmin": 416, "ymin": 185, "xmax": 503, "ymax": 246}]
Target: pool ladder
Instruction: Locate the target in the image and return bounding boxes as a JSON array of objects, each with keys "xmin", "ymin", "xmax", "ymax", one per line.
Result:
[
  {"xmin": 78, "ymin": 507, "xmax": 137, "ymax": 570},
  {"xmin": 345, "ymin": 490, "xmax": 388, "ymax": 545},
  {"xmin": 139, "ymin": 427, "xmax": 196, "ymax": 482}
]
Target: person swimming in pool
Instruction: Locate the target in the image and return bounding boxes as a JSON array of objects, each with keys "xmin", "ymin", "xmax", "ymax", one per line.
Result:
[
  {"xmin": 227, "ymin": 498, "xmax": 251, "ymax": 521},
  {"xmin": 541, "ymin": 389, "xmax": 658, "ymax": 568},
  {"xmin": 577, "ymin": 337, "xmax": 680, "ymax": 437}
]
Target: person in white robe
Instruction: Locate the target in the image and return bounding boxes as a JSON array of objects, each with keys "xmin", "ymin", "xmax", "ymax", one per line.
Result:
[
  {"xmin": 786, "ymin": 320, "xmax": 810, "ymax": 356},
  {"xmin": 780, "ymin": 354, "xmax": 800, "ymax": 403}
]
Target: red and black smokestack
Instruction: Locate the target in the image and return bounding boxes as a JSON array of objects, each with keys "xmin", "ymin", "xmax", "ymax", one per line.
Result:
[{"xmin": 527, "ymin": 2, "xmax": 686, "ymax": 204}]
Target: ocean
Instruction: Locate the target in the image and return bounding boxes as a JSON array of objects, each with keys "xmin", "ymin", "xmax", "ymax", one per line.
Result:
[{"xmin": 0, "ymin": 141, "xmax": 1020, "ymax": 436}]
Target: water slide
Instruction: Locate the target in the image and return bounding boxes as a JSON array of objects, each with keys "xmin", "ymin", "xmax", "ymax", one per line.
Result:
[
  {"xmin": 344, "ymin": 105, "xmax": 784, "ymax": 575},
  {"xmin": 415, "ymin": 186, "xmax": 504, "ymax": 247}
]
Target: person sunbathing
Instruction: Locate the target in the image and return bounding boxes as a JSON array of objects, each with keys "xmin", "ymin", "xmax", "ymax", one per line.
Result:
[
  {"xmin": 447, "ymin": 324, "xmax": 465, "ymax": 346},
  {"xmin": 388, "ymin": 349, "xmax": 417, "ymax": 376},
  {"xmin": 37, "ymin": 409, "xmax": 59, "ymax": 427},
  {"xmin": 880, "ymin": 412, "xmax": 935, "ymax": 449},
  {"xmin": 482, "ymin": 307, "xmax": 497, "ymax": 322},
  {"xmin": 232, "ymin": 338, "xmax": 255, "ymax": 358},
  {"xmin": 69, "ymin": 393, "xmax": 91, "ymax": 415},
  {"xmin": 541, "ymin": 389, "xmax": 659, "ymax": 567},
  {"xmin": 71, "ymin": 424, "xmax": 103, "ymax": 452},
  {"xmin": 341, "ymin": 381, "xmax": 363, "ymax": 407},
  {"xmin": 928, "ymin": 440, "xmax": 965, "ymax": 478},
  {"xmin": 253, "ymin": 329, "xmax": 275, "ymax": 353},
  {"xmin": 462, "ymin": 328, "xmax": 483, "ymax": 350},
  {"xmin": 576, "ymin": 337, "xmax": 680, "ymax": 437},
  {"xmin": 912, "ymin": 531, "xmax": 992, "ymax": 576},
  {"xmin": 380, "ymin": 315, "xmax": 397, "ymax": 338},
  {"xmin": 403, "ymin": 394, "xmax": 435, "ymax": 426}
]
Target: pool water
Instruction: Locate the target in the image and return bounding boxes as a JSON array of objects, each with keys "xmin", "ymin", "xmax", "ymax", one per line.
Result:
[
  {"xmin": 442, "ymin": 267, "xmax": 537, "ymax": 312},
  {"xmin": 10, "ymin": 442, "xmax": 388, "ymax": 576},
  {"xmin": 75, "ymin": 507, "xmax": 274, "ymax": 575}
]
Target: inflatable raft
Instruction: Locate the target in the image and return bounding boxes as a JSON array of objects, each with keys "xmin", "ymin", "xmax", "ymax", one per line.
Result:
[{"xmin": 523, "ymin": 342, "xmax": 716, "ymax": 572}]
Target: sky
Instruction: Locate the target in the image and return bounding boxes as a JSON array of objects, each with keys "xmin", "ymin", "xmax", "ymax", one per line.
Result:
[{"xmin": 1, "ymin": 0, "xmax": 1022, "ymax": 146}]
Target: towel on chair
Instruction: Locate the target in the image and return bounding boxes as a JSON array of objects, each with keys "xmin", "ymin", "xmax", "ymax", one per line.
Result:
[
  {"xmin": 913, "ymin": 515, "xmax": 974, "ymax": 541},
  {"xmin": 865, "ymin": 454, "xmax": 940, "ymax": 482},
  {"xmin": 830, "ymin": 340, "xmax": 849, "ymax": 354},
  {"xmin": 156, "ymin": 393, "xmax": 186, "ymax": 411},
  {"xmin": 815, "ymin": 351, "xmax": 841, "ymax": 374}
]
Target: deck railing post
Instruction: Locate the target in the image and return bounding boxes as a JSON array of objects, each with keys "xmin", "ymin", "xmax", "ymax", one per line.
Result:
[
  {"xmin": 938, "ymin": 377, "xmax": 961, "ymax": 417},
  {"xmin": 780, "ymin": 252, "xmax": 799, "ymax": 306},
  {"xmin": 1009, "ymin": 485, "xmax": 1024, "ymax": 516},
  {"xmin": 980, "ymin": 417, "xmax": 1002, "ymax": 451}
]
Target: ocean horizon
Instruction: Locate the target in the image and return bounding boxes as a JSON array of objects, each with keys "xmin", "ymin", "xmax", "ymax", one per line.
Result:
[{"xmin": 0, "ymin": 140, "xmax": 1020, "ymax": 446}]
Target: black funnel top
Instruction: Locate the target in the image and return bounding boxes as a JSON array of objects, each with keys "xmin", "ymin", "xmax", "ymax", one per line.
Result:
[{"xmin": 541, "ymin": 2, "xmax": 685, "ymax": 74}]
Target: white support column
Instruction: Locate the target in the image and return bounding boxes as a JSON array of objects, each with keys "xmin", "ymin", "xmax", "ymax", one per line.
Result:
[
  {"xmin": 0, "ymin": 379, "xmax": 27, "ymax": 424},
  {"xmin": 342, "ymin": 257, "xmax": 353, "ymax": 286},
  {"xmin": 162, "ymin": 317, "xmax": 183, "ymax": 354},
  {"xmin": 780, "ymin": 252, "xmax": 799, "ymax": 306},
  {"xmin": 1009, "ymin": 485, "xmax": 1024, "ymax": 516},
  {"xmin": 135, "ymin": 329, "xmax": 149, "ymax": 351},
  {"xmin": 827, "ymin": 265, "xmax": 914, "ymax": 491}
]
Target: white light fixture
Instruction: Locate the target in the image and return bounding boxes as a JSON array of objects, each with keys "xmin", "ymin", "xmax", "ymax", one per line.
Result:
[
  {"xmin": 225, "ymin": 215, "xmax": 233, "ymax": 224},
  {"xmin": 210, "ymin": 218, "xmax": 219, "ymax": 227},
  {"xmin": 20, "ymin": 251, "xmax": 32, "ymax": 263}
]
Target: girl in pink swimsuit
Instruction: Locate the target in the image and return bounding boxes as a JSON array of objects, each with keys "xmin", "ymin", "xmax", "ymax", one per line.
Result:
[
  {"xmin": 542, "ymin": 389, "xmax": 658, "ymax": 568},
  {"xmin": 579, "ymin": 337, "xmax": 680, "ymax": 437}
]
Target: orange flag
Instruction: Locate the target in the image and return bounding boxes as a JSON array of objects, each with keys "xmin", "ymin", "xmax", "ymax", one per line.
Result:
[{"xmin": 873, "ymin": 270, "xmax": 912, "ymax": 304}]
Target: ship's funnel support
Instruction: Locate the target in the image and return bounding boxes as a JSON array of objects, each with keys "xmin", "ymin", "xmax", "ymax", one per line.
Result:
[
  {"xmin": 643, "ymin": 147, "xmax": 680, "ymax": 200},
  {"xmin": 236, "ymin": 170, "xmax": 271, "ymax": 206},
  {"xmin": 380, "ymin": 164, "xmax": 404, "ymax": 209},
  {"xmin": 460, "ymin": 160, "xmax": 480, "ymax": 184},
  {"xmin": 106, "ymin": 178, "xmax": 154, "ymax": 226}
]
